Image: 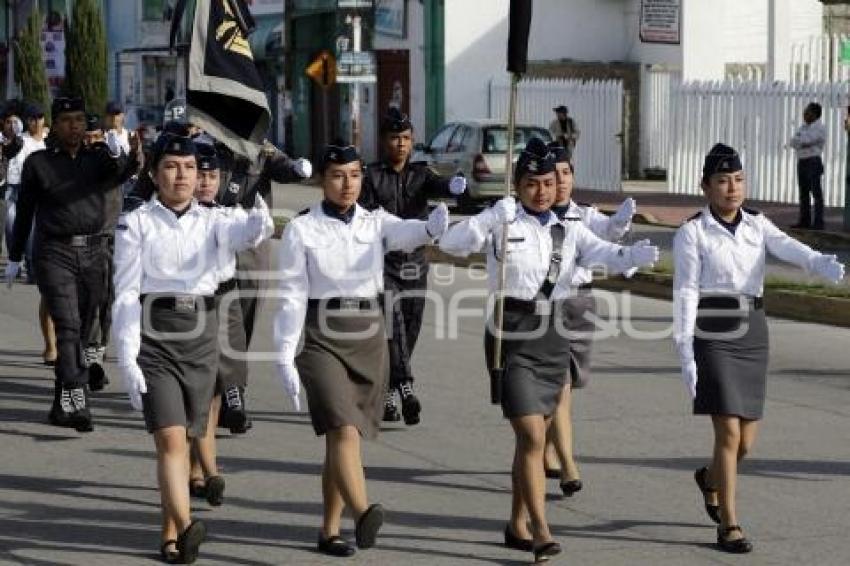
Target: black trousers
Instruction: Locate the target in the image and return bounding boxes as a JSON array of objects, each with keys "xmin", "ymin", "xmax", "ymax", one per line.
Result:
[
  {"xmin": 235, "ymin": 238, "xmax": 271, "ymax": 348},
  {"xmin": 214, "ymin": 280, "xmax": 248, "ymax": 392},
  {"xmin": 88, "ymin": 235, "xmax": 115, "ymax": 348},
  {"xmin": 35, "ymin": 238, "xmax": 107, "ymax": 387},
  {"xmin": 797, "ymin": 156, "xmax": 824, "ymax": 227},
  {"xmin": 383, "ymin": 263, "xmax": 429, "ymax": 389}
]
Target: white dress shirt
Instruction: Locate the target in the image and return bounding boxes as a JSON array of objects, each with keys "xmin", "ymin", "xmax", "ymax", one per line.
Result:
[
  {"xmin": 789, "ymin": 120, "xmax": 826, "ymax": 160},
  {"xmin": 112, "ymin": 195, "xmax": 274, "ymax": 368},
  {"xmin": 560, "ymin": 200, "xmax": 631, "ymax": 286},
  {"xmin": 273, "ymin": 203, "xmax": 434, "ymax": 365},
  {"xmin": 673, "ymin": 206, "xmax": 824, "ymax": 360},
  {"xmin": 438, "ymin": 206, "xmax": 639, "ymax": 302},
  {"xmin": 108, "ymin": 128, "xmax": 132, "ymax": 155},
  {"xmin": 6, "ymin": 133, "xmax": 47, "ymax": 185}
]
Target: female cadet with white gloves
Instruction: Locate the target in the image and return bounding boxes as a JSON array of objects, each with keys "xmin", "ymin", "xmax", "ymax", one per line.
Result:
[
  {"xmin": 544, "ymin": 142, "xmax": 637, "ymax": 496},
  {"xmin": 111, "ymin": 134, "xmax": 273, "ymax": 564},
  {"xmin": 673, "ymin": 143, "xmax": 845, "ymax": 554},
  {"xmin": 439, "ymin": 138, "xmax": 659, "ymax": 563},
  {"xmin": 273, "ymin": 143, "xmax": 449, "ymax": 557}
]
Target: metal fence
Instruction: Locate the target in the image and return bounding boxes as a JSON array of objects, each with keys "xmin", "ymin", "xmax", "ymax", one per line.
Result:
[
  {"xmin": 641, "ymin": 68, "xmax": 680, "ymax": 172},
  {"xmin": 667, "ymin": 80, "xmax": 848, "ymax": 207},
  {"xmin": 790, "ymin": 34, "xmax": 850, "ymax": 84},
  {"xmin": 488, "ymin": 78, "xmax": 624, "ymax": 191}
]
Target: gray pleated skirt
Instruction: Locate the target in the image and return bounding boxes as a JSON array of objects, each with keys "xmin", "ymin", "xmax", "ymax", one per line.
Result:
[
  {"xmin": 693, "ymin": 298, "xmax": 769, "ymax": 420},
  {"xmin": 296, "ymin": 306, "xmax": 389, "ymax": 439},
  {"xmin": 484, "ymin": 302, "xmax": 571, "ymax": 419},
  {"xmin": 137, "ymin": 296, "xmax": 219, "ymax": 437},
  {"xmin": 561, "ymin": 293, "xmax": 597, "ymax": 389}
]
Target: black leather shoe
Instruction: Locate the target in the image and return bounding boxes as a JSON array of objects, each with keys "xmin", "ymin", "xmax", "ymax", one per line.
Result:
[
  {"xmin": 355, "ymin": 503, "xmax": 384, "ymax": 549},
  {"xmin": 176, "ymin": 520, "xmax": 206, "ymax": 564},
  {"xmin": 317, "ymin": 534, "xmax": 356, "ymax": 557},
  {"xmin": 716, "ymin": 525, "xmax": 753, "ymax": 553},
  {"xmin": 205, "ymin": 476, "xmax": 225, "ymax": 507},
  {"xmin": 533, "ymin": 541, "xmax": 562, "ymax": 562},
  {"xmin": 189, "ymin": 479, "xmax": 207, "ymax": 499},
  {"xmin": 695, "ymin": 467, "xmax": 721, "ymax": 524},
  {"xmin": 159, "ymin": 539, "xmax": 179, "ymax": 564},
  {"xmin": 68, "ymin": 386, "xmax": 93, "ymax": 432},
  {"xmin": 88, "ymin": 362, "xmax": 109, "ymax": 392},
  {"xmin": 49, "ymin": 386, "xmax": 93, "ymax": 432},
  {"xmin": 382, "ymin": 393, "xmax": 401, "ymax": 422},
  {"xmin": 220, "ymin": 386, "xmax": 250, "ymax": 434},
  {"xmin": 560, "ymin": 479, "xmax": 583, "ymax": 497},
  {"xmin": 399, "ymin": 382, "xmax": 421, "ymax": 426},
  {"xmin": 503, "ymin": 524, "xmax": 533, "ymax": 552}
]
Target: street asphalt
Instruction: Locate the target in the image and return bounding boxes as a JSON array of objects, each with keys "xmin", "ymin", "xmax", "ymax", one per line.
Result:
[{"xmin": 0, "ymin": 184, "xmax": 848, "ymax": 565}]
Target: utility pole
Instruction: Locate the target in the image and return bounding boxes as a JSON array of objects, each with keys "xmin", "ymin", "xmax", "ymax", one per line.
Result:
[{"xmin": 349, "ymin": 14, "xmax": 362, "ymax": 149}]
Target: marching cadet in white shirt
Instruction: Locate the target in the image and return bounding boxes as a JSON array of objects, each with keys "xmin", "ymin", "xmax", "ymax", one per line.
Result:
[
  {"xmin": 111, "ymin": 134, "xmax": 273, "ymax": 564},
  {"xmin": 543, "ymin": 142, "xmax": 637, "ymax": 497},
  {"xmin": 439, "ymin": 138, "xmax": 658, "ymax": 563},
  {"xmin": 273, "ymin": 143, "xmax": 449, "ymax": 557},
  {"xmin": 673, "ymin": 143, "xmax": 845, "ymax": 554}
]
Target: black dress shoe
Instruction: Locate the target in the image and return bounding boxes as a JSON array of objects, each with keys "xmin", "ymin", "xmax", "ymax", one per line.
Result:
[
  {"xmin": 355, "ymin": 503, "xmax": 384, "ymax": 549},
  {"xmin": 399, "ymin": 382, "xmax": 421, "ymax": 426},
  {"xmin": 176, "ymin": 520, "xmax": 206, "ymax": 564},
  {"xmin": 220, "ymin": 386, "xmax": 250, "ymax": 434},
  {"xmin": 204, "ymin": 476, "xmax": 225, "ymax": 507},
  {"xmin": 560, "ymin": 479, "xmax": 583, "ymax": 497},
  {"xmin": 382, "ymin": 393, "xmax": 401, "ymax": 422},
  {"xmin": 533, "ymin": 541, "xmax": 562, "ymax": 562},
  {"xmin": 88, "ymin": 362, "xmax": 109, "ymax": 392},
  {"xmin": 317, "ymin": 534, "xmax": 356, "ymax": 557},
  {"xmin": 716, "ymin": 525, "xmax": 753, "ymax": 553},
  {"xmin": 49, "ymin": 387, "xmax": 93, "ymax": 432},
  {"xmin": 695, "ymin": 467, "xmax": 721, "ymax": 524},
  {"xmin": 503, "ymin": 524, "xmax": 533, "ymax": 552},
  {"xmin": 159, "ymin": 539, "xmax": 179, "ymax": 564},
  {"xmin": 189, "ymin": 479, "xmax": 207, "ymax": 499}
]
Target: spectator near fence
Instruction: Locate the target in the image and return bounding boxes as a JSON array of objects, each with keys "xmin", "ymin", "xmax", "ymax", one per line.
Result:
[{"xmin": 789, "ymin": 102, "xmax": 826, "ymax": 230}]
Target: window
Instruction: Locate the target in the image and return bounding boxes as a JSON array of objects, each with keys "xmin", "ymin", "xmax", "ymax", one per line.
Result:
[
  {"xmin": 482, "ymin": 126, "xmax": 552, "ymax": 154},
  {"xmin": 427, "ymin": 124, "xmax": 457, "ymax": 153},
  {"xmin": 447, "ymin": 125, "xmax": 471, "ymax": 153}
]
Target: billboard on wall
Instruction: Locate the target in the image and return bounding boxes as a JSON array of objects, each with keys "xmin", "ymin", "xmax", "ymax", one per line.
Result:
[{"xmin": 640, "ymin": 0, "xmax": 681, "ymax": 45}]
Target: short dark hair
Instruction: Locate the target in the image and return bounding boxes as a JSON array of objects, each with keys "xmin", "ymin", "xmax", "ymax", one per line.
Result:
[{"xmin": 806, "ymin": 102, "xmax": 822, "ymax": 120}]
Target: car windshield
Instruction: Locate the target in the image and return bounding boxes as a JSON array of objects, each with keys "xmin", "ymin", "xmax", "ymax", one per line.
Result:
[{"xmin": 482, "ymin": 126, "xmax": 552, "ymax": 154}]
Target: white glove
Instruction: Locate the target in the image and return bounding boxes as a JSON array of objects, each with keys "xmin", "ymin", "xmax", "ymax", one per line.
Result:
[
  {"xmin": 426, "ymin": 202, "xmax": 450, "ymax": 239},
  {"xmin": 105, "ymin": 130, "xmax": 122, "ymax": 157},
  {"xmin": 118, "ymin": 363, "xmax": 147, "ymax": 411},
  {"xmin": 4, "ymin": 261, "xmax": 21, "ymax": 289},
  {"xmin": 293, "ymin": 157, "xmax": 313, "ymax": 179},
  {"xmin": 276, "ymin": 362, "xmax": 302, "ymax": 411},
  {"xmin": 627, "ymin": 239, "xmax": 659, "ymax": 269},
  {"xmin": 449, "ymin": 175, "xmax": 467, "ymax": 195},
  {"xmin": 479, "ymin": 196, "xmax": 516, "ymax": 229},
  {"xmin": 612, "ymin": 197, "xmax": 637, "ymax": 227},
  {"xmin": 11, "ymin": 116, "xmax": 23, "ymax": 137},
  {"xmin": 681, "ymin": 360, "xmax": 698, "ymax": 400},
  {"xmin": 811, "ymin": 254, "xmax": 845, "ymax": 284},
  {"xmin": 246, "ymin": 195, "xmax": 272, "ymax": 238}
]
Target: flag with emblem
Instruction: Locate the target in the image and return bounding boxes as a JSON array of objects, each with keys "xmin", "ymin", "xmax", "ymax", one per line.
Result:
[{"xmin": 182, "ymin": 0, "xmax": 270, "ymax": 161}]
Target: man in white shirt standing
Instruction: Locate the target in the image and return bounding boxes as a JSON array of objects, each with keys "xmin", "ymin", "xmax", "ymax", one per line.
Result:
[
  {"xmin": 789, "ymin": 102, "xmax": 827, "ymax": 230},
  {"xmin": 103, "ymin": 101, "xmax": 131, "ymax": 154}
]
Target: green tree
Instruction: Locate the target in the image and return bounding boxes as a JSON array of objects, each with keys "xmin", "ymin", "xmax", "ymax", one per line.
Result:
[
  {"xmin": 65, "ymin": 0, "xmax": 108, "ymax": 117},
  {"xmin": 14, "ymin": 8, "xmax": 51, "ymax": 123}
]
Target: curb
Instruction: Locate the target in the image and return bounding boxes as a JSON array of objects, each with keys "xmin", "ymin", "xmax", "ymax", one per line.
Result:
[{"xmin": 426, "ymin": 248, "xmax": 850, "ymax": 329}]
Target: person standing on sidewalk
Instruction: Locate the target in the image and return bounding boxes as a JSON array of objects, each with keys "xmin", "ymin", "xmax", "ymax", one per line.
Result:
[
  {"xmin": 112, "ymin": 133, "xmax": 273, "ymax": 563},
  {"xmin": 439, "ymin": 137, "xmax": 659, "ymax": 563},
  {"xmin": 548, "ymin": 105, "xmax": 580, "ymax": 160},
  {"xmin": 789, "ymin": 102, "xmax": 826, "ymax": 230},
  {"xmin": 274, "ymin": 143, "xmax": 450, "ymax": 557},
  {"xmin": 673, "ymin": 143, "xmax": 845, "ymax": 554},
  {"xmin": 4, "ymin": 96, "xmax": 139, "ymax": 433},
  {"xmin": 358, "ymin": 107, "xmax": 467, "ymax": 426},
  {"xmin": 543, "ymin": 142, "xmax": 636, "ymax": 497}
]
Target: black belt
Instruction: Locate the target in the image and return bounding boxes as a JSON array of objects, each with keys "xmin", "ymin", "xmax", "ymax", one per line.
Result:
[
  {"xmin": 52, "ymin": 233, "xmax": 110, "ymax": 247},
  {"xmin": 698, "ymin": 295, "xmax": 763, "ymax": 311},
  {"xmin": 503, "ymin": 297, "xmax": 554, "ymax": 316},
  {"xmin": 140, "ymin": 294, "xmax": 216, "ymax": 312},
  {"xmin": 215, "ymin": 278, "xmax": 238, "ymax": 295},
  {"xmin": 307, "ymin": 297, "xmax": 379, "ymax": 311},
  {"xmin": 577, "ymin": 283, "xmax": 593, "ymax": 291}
]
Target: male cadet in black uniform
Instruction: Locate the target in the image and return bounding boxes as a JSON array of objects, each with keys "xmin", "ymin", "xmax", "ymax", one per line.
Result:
[
  {"xmin": 214, "ymin": 139, "xmax": 312, "ymax": 432},
  {"xmin": 358, "ymin": 108, "xmax": 467, "ymax": 425},
  {"xmin": 4, "ymin": 97, "xmax": 139, "ymax": 432}
]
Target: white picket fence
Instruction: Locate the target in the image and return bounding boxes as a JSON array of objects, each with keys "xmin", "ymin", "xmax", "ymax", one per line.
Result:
[
  {"xmin": 488, "ymin": 78, "xmax": 623, "ymax": 191},
  {"xmin": 641, "ymin": 68, "xmax": 680, "ymax": 171},
  {"xmin": 790, "ymin": 34, "xmax": 850, "ymax": 84},
  {"xmin": 667, "ymin": 80, "xmax": 849, "ymax": 207}
]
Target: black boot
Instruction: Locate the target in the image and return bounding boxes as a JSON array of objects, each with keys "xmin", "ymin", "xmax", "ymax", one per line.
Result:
[
  {"xmin": 68, "ymin": 386, "xmax": 93, "ymax": 432},
  {"xmin": 399, "ymin": 381, "xmax": 421, "ymax": 426},
  {"xmin": 220, "ymin": 386, "xmax": 251, "ymax": 434},
  {"xmin": 48, "ymin": 384, "xmax": 76, "ymax": 428},
  {"xmin": 382, "ymin": 390, "xmax": 401, "ymax": 422},
  {"xmin": 85, "ymin": 346, "xmax": 109, "ymax": 392},
  {"xmin": 49, "ymin": 385, "xmax": 93, "ymax": 432}
]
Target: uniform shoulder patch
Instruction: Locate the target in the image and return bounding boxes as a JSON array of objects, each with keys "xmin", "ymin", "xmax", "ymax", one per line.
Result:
[{"xmin": 742, "ymin": 206, "xmax": 761, "ymax": 216}]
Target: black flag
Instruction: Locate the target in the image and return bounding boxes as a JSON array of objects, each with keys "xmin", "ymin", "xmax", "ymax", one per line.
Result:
[
  {"xmin": 185, "ymin": 0, "xmax": 270, "ymax": 160},
  {"xmin": 507, "ymin": 0, "xmax": 533, "ymax": 75}
]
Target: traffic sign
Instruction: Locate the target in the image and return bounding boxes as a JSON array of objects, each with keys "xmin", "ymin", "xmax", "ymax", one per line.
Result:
[
  {"xmin": 336, "ymin": 50, "xmax": 377, "ymax": 84},
  {"xmin": 306, "ymin": 50, "xmax": 336, "ymax": 89}
]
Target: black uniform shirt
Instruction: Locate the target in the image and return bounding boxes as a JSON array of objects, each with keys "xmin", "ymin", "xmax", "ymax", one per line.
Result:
[{"xmin": 10, "ymin": 143, "xmax": 136, "ymax": 261}]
